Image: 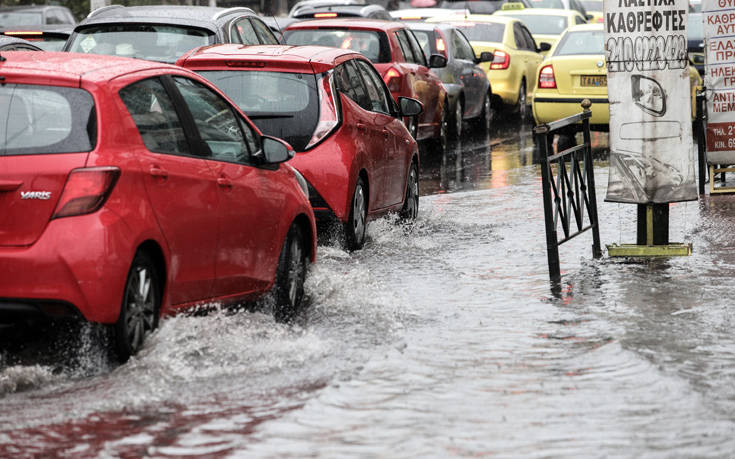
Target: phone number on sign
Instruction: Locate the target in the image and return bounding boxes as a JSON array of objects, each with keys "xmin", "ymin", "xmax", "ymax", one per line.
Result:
[{"xmin": 606, "ymin": 35, "xmax": 688, "ymax": 72}]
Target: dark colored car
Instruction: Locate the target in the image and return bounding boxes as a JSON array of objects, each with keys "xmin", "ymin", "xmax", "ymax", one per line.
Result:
[
  {"xmin": 0, "ymin": 6, "xmax": 75, "ymax": 29},
  {"xmin": 407, "ymin": 22, "xmax": 494, "ymax": 136},
  {"xmin": 3, "ymin": 26, "xmax": 72, "ymax": 51},
  {"xmin": 178, "ymin": 44, "xmax": 422, "ymax": 250},
  {"xmin": 0, "ymin": 35, "xmax": 42, "ymax": 51},
  {"xmin": 284, "ymin": 19, "xmax": 448, "ymax": 150},
  {"xmin": 290, "ymin": 3, "xmax": 393, "ymax": 20},
  {"xmin": 0, "ymin": 51, "xmax": 316, "ymax": 361},
  {"xmin": 63, "ymin": 6, "xmax": 279, "ymax": 63}
]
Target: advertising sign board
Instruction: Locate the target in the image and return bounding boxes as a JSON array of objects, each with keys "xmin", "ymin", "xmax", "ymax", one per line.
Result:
[
  {"xmin": 702, "ymin": 0, "xmax": 735, "ymax": 165},
  {"xmin": 604, "ymin": 0, "xmax": 697, "ymax": 203}
]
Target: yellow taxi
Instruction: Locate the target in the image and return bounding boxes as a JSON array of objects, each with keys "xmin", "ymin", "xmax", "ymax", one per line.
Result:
[
  {"xmin": 427, "ymin": 14, "xmax": 546, "ymax": 118},
  {"xmin": 494, "ymin": 5, "xmax": 588, "ymax": 53},
  {"xmin": 532, "ymin": 24, "xmax": 702, "ymax": 129}
]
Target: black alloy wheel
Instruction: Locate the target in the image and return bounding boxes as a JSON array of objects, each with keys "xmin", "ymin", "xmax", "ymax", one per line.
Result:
[
  {"xmin": 400, "ymin": 161, "xmax": 419, "ymax": 221},
  {"xmin": 273, "ymin": 224, "xmax": 309, "ymax": 323},
  {"xmin": 516, "ymin": 80, "xmax": 528, "ymax": 121},
  {"xmin": 114, "ymin": 251, "xmax": 160, "ymax": 362},
  {"xmin": 450, "ymin": 99, "xmax": 463, "ymax": 138},
  {"xmin": 475, "ymin": 91, "xmax": 493, "ymax": 135},
  {"xmin": 344, "ymin": 177, "xmax": 368, "ymax": 251}
]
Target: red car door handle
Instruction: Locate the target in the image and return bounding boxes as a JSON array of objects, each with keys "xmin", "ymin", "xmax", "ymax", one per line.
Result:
[
  {"xmin": 357, "ymin": 123, "xmax": 368, "ymax": 134},
  {"xmin": 149, "ymin": 166, "xmax": 168, "ymax": 179},
  {"xmin": 0, "ymin": 180, "xmax": 23, "ymax": 192},
  {"xmin": 217, "ymin": 177, "xmax": 232, "ymax": 188}
]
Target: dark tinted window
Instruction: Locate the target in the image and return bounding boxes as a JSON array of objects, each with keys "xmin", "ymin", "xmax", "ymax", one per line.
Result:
[
  {"xmin": 406, "ymin": 30, "xmax": 428, "ymax": 66},
  {"xmin": 250, "ymin": 18, "xmax": 279, "ymax": 44},
  {"xmin": 410, "ymin": 29, "xmax": 435, "ymax": 58},
  {"xmin": 0, "ymin": 84, "xmax": 95, "ymax": 156},
  {"xmin": 120, "ymin": 78, "xmax": 189, "ymax": 155},
  {"xmin": 284, "ymin": 28, "xmax": 391, "ymax": 63},
  {"xmin": 354, "ymin": 60, "xmax": 391, "ymax": 114},
  {"xmin": 520, "ymin": 25, "xmax": 536, "ymax": 51},
  {"xmin": 198, "ymin": 70, "xmax": 318, "ymax": 152},
  {"xmin": 67, "ymin": 24, "xmax": 214, "ymax": 63},
  {"xmin": 452, "ymin": 23, "xmax": 505, "ymax": 43},
  {"xmin": 336, "ymin": 60, "xmax": 371, "ymax": 111},
  {"xmin": 173, "ymin": 77, "xmax": 250, "ymax": 163},
  {"xmin": 395, "ymin": 30, "xmax": 418, "ymax": 64}
]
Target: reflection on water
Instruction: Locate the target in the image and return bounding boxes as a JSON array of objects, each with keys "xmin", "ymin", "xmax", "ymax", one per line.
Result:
[{"xmin": 3, "ymin": 117, "xmax": 735, "ymax": 457}]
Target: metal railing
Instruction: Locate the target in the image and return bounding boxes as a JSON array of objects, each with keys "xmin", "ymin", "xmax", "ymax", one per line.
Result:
[{"xmin": 533, "ymin": 99, "xmax": 602, "ymax": 283}]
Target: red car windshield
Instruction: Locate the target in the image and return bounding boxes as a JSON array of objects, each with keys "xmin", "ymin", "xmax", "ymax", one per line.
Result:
[{"xmin": 284, "ymin": 28, "xmax": 390, "ymax": 63}]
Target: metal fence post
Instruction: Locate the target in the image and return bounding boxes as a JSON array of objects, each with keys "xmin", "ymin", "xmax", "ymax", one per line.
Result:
[
  {"xmin": 580, "ymin": 99, "xmax": 602, "ymax": 258},
  {"xmin": 537, "ymin": 124, "xmax": 561, "ymax": 282},
  {"xmin": 696, "ymin": 88, "xmax": 707, "ymax": 195}
]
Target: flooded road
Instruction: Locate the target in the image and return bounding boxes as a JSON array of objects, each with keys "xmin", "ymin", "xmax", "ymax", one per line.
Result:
[{"xmin": 2, "ymin": 120, "xmax": 735, "ymax": 457}]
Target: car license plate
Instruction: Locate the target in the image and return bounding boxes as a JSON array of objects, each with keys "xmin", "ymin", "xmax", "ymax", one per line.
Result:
[{"xmin": 580, "ymin": 75, "xmax": 606, "ymax": 87}]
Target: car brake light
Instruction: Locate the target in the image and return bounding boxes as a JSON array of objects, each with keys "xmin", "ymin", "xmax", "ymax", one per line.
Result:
[
  {"xmin": 306, "ymin": 72, "xmax": 340, "ymax": 150},
  {"xmin": 52, "ymin": 167, "xmax": 120, "ymax": 219},
  {"xmin": 435, "ymin": 36, "xmax": 447, "ymax": 58},
  {"xmin": 4, "ymin": 30, "xmax": 43, "ymax": 36},
  {"xmin": 384, "ymin": 67, "xmax": 402, "ymax": 93},
  {"xmin": 314, "ymin": 12, "xmax": 338, "ymax": 18},
  {"xmin": 490, "ymin": 50, "xmax": 510, "ymax": 70},
  {"xmin": 538, "ymin": 64, "xmax": 556, "ymax": 89}
]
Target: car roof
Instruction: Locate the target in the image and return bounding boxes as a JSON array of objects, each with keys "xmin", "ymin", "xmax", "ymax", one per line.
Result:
[
  {"xmin": 80, "ymin": 5, "xmax": 256, "ymax": 29},
  {"xmin": 496, "ymin": 7, "xmax": 577, "ymax": 16},
  {"xmin": 564, "ymin": 23, "xmax": 603, "ymax": 32},
  {"xmin": 0, "ymin": 36, "xmax": 41, "ymax": 49},
  {"xmin": 406, "ymin": 22, "xmax": 454, "ymax": 32},
  {"xmin": 179, "ymin": 44, "xmax": 362, "ymax": 72},
  {"xmin": 426, "ymin": 14, "xmax": 516, "ymax": 25},
  {"xmin": 0, "ymin": 51, "xmax": 181, "ymax": 86},
  {"xmin": 390, "ymin": 8, "xmax": 468, "ymax": 19},
  {"xmin": 285, "ymin": 17, "xmax": 401, "ymax": 31},
  {"xmin": 0, "ymin": 6, "xmax": 64, "ymax": 13}
]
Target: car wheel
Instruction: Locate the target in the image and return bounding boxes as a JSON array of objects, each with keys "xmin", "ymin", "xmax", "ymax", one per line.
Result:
[
  {"xmin": 450, "ymin": 98, "xmax": 463, "ymax": 138},
  {"xmin": 400, "ymin": 161, "xmax": 419, "ymax": 221},
  {"xmin": 114, "ymin": 251, "xmax": 160, "ymax": 362},
  {"xmin": 475, "ymin": 91, "xmax": 493, "ymax": 135},
  {"xmin": 273, "ymin": 224, "xmax": 308, "ymax": 323},
  {"xmin": 344, "ymin": 176, "xmax": 368, "ymax": 251},
  {"xmin": 434, "ymin": 101, "xmax": 449, "ymax": 155},
  {"xmin": 516, "ymin": 80, "xmax": 528, "ymax": 120}
]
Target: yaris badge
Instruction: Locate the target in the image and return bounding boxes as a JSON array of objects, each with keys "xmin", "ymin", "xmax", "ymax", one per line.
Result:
[{"xmin": 20, "ymin": 191, "xmax": 51, "ymax": 200}]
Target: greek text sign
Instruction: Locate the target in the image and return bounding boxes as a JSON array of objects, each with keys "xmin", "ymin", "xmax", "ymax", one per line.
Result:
[
  {"xmin": 703, "ymin": 0, "xmax": 735, "ymax": 164},
  {"xmin": 604, "ymin": 0, "xmax": 697, "ymax": 203}
]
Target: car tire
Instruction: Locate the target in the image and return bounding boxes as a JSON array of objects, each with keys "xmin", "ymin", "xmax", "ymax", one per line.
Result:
[
  {"xmin": 273, "ymin": 224, "xmax": 309, "ymax": 323},
  {"xmin": 450, "ymin": 98, "xmax": 463, "ymax": 138},
  {"xmin": 344, "ymin": 176, "xmax": 368, "ymax": 251},
  {"xmin": 475, "ymin": 91, "xmax": 493, "ymax": 135},
  {"xmin": 400, "ymin": 160, "xmax": 419, "ymax": 221},
  {"xmin": 516, "ymin": 80, "xmax": 528, "ymax": 121},
  {"xmin": 433, "ymin": 101, "xmax": 449, "ymax": 155},
  {"xmin": 113, "ymin": 251, "xmax": 160, "ymax": 362}
]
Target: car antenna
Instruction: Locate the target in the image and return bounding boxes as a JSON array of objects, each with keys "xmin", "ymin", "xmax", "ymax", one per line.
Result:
[{"xmin": 271, "ymin": 15, "xmax": 284, "ymax": 42}]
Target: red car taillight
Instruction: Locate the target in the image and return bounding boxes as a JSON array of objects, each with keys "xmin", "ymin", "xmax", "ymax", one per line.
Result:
[
  {"xmin": 384, "ymin": 67, "xmax": 402, "ymax": 92},
  {"xmin": 435, "ymin": 36, "xmax": 448, "ymax": 58},
  {"xmin": 490, "ymin": 50, "xmax": 510, "ymax": 70},
  {"xmin": 538, "ymin": 64, "xmax": 556, "ymax": 89},
  {"xmin": 306, "ymin": 71, "xmax": 340, "ymax": 150},
  {"xmin": 52, "ymin": 167, "xmax": 120, "ymax": 219}
]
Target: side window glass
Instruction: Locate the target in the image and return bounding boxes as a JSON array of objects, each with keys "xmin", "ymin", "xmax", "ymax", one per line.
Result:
[
  {"xmin": 238, "ymin": 117, "xmax": 260, "ymax": 155},
  {"xmin": 513, "ymin": 23, "xmax": 526, "ymax": 50},
  {"xmin": 575, "ymin": 15, "xmax": 586, "ymax": 24},
  {"xmin": 119, "ymin": 77, "xmax": 190, "ymax": 156},
  {"xmin": 250, "ymin": 18, "xmax": 279, "ymax": 45},
  {"xmin": 355, "ymin": 59, "xmax": 391, "ymax": 114},
  {"xmin": 337, "ymin": 61, "xmax": 372, "ymax": 111},
  {"xmin": 232, "ymin": 18, "xmax": 258, "ymax": 45},
  {"xmin": 395, "ymin": 30, "xmax": 416, "ymax": 64},
  {"xmin": 521, "ymin": 26, "xmax": 536, "ymax": 51},
  {"xmin": 406, "ymin": 30, "xmax": 427, "ymax": 67},
  {"xmin": 457, "ymin": 31, "xmax": 476, "ymax": 60},
  {"xmin": 46, "ymin": 10, "xmax": 64, "ymax": 25},
  {"xmin": 172, "ymin": 77, "xmax": 250, "ymax": 163}
]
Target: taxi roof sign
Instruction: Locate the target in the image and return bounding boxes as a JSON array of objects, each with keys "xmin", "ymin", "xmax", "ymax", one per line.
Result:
[{"xmin": 500, "ymin": 2, "xmax": 526, "ymax": 10}]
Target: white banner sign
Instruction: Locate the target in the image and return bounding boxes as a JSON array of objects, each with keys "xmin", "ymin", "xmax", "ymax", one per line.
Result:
[
  {"xmin": 604, "ymin": 0, "xmax": 697, "ymax": 203},
  {"xmin": 703, "ymin": 0, "xmax": 735, "ymax": 164}
]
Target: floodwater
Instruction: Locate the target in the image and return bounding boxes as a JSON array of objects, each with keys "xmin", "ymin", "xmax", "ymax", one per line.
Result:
[{"xmin": 2, "ymin": 119, "xmax": 735, "ymax": 457}]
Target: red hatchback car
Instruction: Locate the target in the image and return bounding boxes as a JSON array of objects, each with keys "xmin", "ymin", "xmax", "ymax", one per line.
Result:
[
  {"xmin": 0, "ymin": 52, "xmax": 316, "ymax": 361},
  {"xmin": 283, "ymin": 19, "xmax": 449, "ymax": 150},
  {"xmin": 178, "ymin": 44, "xmax": 422, "ymax": 251}
]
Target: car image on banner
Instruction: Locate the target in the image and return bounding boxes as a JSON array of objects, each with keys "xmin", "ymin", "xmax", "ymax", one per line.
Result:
[{"xmin": 603, "ymin": 0, "xmax": 697, "ymax": 204}]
